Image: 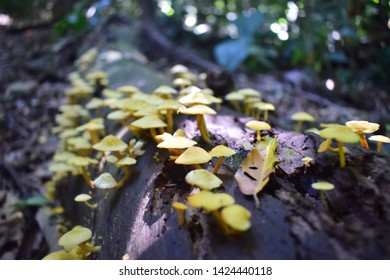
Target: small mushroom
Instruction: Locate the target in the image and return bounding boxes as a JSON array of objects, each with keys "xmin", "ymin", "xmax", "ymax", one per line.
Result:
[
  {"xmin": 311, "ymin": 181, "xmax": 335, "ymax": 210},
  {"xmin": 177, "ymin": 105, "xmax": 216, "ymax": 144},
  {"xmin": 368, "ymin": 135, "xmax": 390, "ymax": 153},
  {"xmin": 302, "ymin": 156, "xmax": 313, "ymax": 173},
  {"xmin": 93, "ymin": 173, "xmax": 118, "ymax": 189},
  {"xmin": 67, "ymin": 156, "xmax": 98, "ymax": 187},
  {"xmin": 115, "ymin": 156, "xmax": 137, "ymax": 188},
  {"xmin": 252, "ymin": 102, "xmax": 275, "ymax": 120},
  {"xmin": 187, "ymin": 191, "xmax": 235, "ymax": 212},
  {"xmin": 185, "ymin": 169, "xmax": 223, "ymax": 190},
  {"xmin": 209, "ymin": 145, "xmax": 236, "ymax": 174},
  {"xmin": 319, "ymin": 125, "xmax": 359, "ymax": 168},
  {"xmin": 153, "ymin": 85, "xmax": 177, "ymax": 99},
  {"xmin": 157, "ymin": 100, "xmax": 182, "ymax": 133},
  {"xmin": 245, "ymin": 120, "xmax": 271, "ymax": 142},
  {"xmin": 291, "ymin": 112, "xmax": 315, "ymax": 132},
  {"xmin": 92, "ymin": 135, "xmax": 128, "ymax": 158},
  {"xmin": 58, "ymin": 225, "xmax": 100, "ymax": 256},
  {"xmin": 74, "ymin": 194, "xmax": 97, "ymax": 209},
  {"xmin": 175, "ymin": 146, "xmax": 212, "ymax": 169},
  {"xmin": 220, "ymin": 204, "xmax": 252, "ymax": 235},
  {"xmin": 157, "ymin": 134, "xmax": 197, "ymax": 156},
  {"xmin": 76, "ymin": 118, "xmax": 105, "ymax": 145},
  {"xmin": 172, "ymin": 202, "xmax": 187, "ymax": 226},
  {"xmin": 131, "ymin": 115, "xmax": 167, "ymax": 141},
  {"xmin": 346, "ymin": 120, "xmax": 380, "ymax": 149}
]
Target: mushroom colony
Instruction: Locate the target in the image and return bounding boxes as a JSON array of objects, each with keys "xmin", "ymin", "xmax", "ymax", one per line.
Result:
[{"xmin": 43, "ymin": 48, "xmax": 388, "ymax": 259}]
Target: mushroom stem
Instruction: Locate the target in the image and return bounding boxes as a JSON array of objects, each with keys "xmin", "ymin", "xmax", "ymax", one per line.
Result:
[
  {"xmin": 213, "ymin": 156, "xmax": 224, "ymax": 174},
  {"xmin": 89, "ymin": 131, "xmax": 100, "ymax": 145},
  {"xmin": 338, "ymin": 141, "xmax": 346, "ymax": 168},
  {"xmin": 377, "ymin": 142, "xmax": 383, "ymax": 153},
  {"xmin": 114, "ymin": 151, "xmax": 123, "ymax": 159},
  {"xmin": 256, "ymin": 130, "xmax": 262, "ymax": 142},
  {"xmin": 193, "ymin": 163, "xmax": 202, "ymax": 169},
  {"xmin": 150, "ymin": 128, "xmax": 158, "ymax": 142},
  {"xmin": 295, "ymin": 120, "xmax": 303, "ymax": 132},
  {"xmin": 176, "ymin": 209, "xmax": 185, "ymax": 225},
  {"xmin": 230, "ymin": 100, "xmax": 241, "ymax": 112},
  {"xmin": 196, "ymin": 114, "xmax": 211, "ymax": 144},
  {"xmin": 165, "ymin": 109, "xmax": 174, "ymax": 134},
  {"xmin": 80, "ymin": 166, "xmax": 94, "ymax": 188},
  {"xmin": 358, "ymin": 133, "xmax": 369, "ymax": 149},
  {"xmin": 319, "ymin": 190, "xmax": 329, "ymax": 210},
  {"xmin": 263, "ymin": 110, "xmax": 269, "ymax": 121},
  {"xmin": 116, "ymin": 173, "xmax": 130, "ymax": 189},
  {"xmin": 84, "ymin": 201, "xmax": 97, "ymax": 209},
  {"xmin": 78, "ymin": 243, "xmax": 100, "ymax": 254}
]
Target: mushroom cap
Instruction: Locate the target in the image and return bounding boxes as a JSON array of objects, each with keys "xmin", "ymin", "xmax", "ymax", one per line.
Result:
[
  {"xmin": 48, "ymin": 162, "xmax": 74, "ymax": 173},
  {"xmin": 58, "ymin": 226, "xmax": 92, "ymax": 248},
  {"xmin": 245, "ymin": 120, "xmax": 271, "ymax": 131},
  {"xmin": 311, "ymin": 181, "xmax": 335, "ymax": 191},
  {"xmin": 116, "ymin": 156, "xmax": 137, "ymax": 166},
  {"xmin": 368, "ymin": 135, "xmax": 390, "ymax": 143},
  {"xmin": 187, "ymin": 191, "xmax": 235, "ymax": 211},
  {"xmin": 178, "ymin": 90, "xmax": 222, "ymax": 105},
  {"xmin": 119, "ymin": 99, "xmax": 149, "ymax": 111},
  {"xmin": 291, "ymin": 111, "xmax": 315, "ymax": 122},
  {"xmin": 179, "ymin": 85, "xmax": 203, "ymax": 96},
  {"xmin": 116, "ymin": 85, "xmax": 139, "ymax": 95},
  {"xmin": 170, "ymin": 64, "xmax": 189, "ymax": 75},
  {"xmin": 153, "ymin": 85, "xmax": 177, "ymax": 98},
  {"xmin": 345, "ymin": 120, "xmax": 380, "ymax": 134},
  {"xmin": 225, "ymin": 91, "xmax": 245, "ymax": 101},
  {"xmin": 177, "ymin": 104, "xmax": 217, "ymax": 115},
  {"xmin": 76, "ymin": 119, "xmax": 104, "ymax": 132},
  {"xmin": 185, "ymin": 169, "xmax": 223, "ymax": 190},
  {"xmin": 175, "ymin": 146, "xmax": 212, "ymax": 165},
  {"xmin": 157, "ymin": 136, "xmax": 197, "ymax": 149},
  {"xmin": 237, "ymin": 88, "xmax": 261, "ymax": 97},
  {"xmin": 67, "ymin": 156, "xmax": 98, "ymax": 167},
  {"xmin": 107, "ymin": 110, "xmax": 132, "ymax": 120},
  {"xmin": 221, "ymin": 204, "xmax": 252, "ymax": 231},
  {"xmin": 302, "ymin": 156, "xmax": 313, "ymax": 163},
  {"xmin": 209, "ymin": 145, "xmax": 236, "ymax": 157},
  {"xmin": 86, "ymin": 98, "xmax": 104, "ymax": 109},
  {"xmin": 131, "ymin": 115, "xmax": 167, "ymax": 129},
  {"xmin": 133, "ymin": 105, "xmax": 159, "ymax": 117},
  {"xmin": 172, "ymin": 202, "xmax": 187, "ymax": 210},
  {"xmin": 157, "ymin": 99, "xmax": 181, "ymax": 111},
  {"xmin": 53, "ymin": 151, "xmax": 77, "ymax": 162},
  {"xmin": 173, "ymin": 77, "xmax": 192, "ymax": 87},
  {"xmin": 74, "ymin": 194, "xmax": 92, "ymax": 202},
  {"xmin": 42, "ymin": 250, "xmax": 78, "ymax": 260},
  {"xmin": 92, "ymin": 135, "xmax": 128, "ymax": 152},
  {"xmin": 106, "ymin": 155, "xmax": 118, "ymax": 163},
  {"xmin": 252, "ymin": 102, "xmax": 275, "ymax": 111},
  {"xmin": 93, "ymin": 172, "xmax": 117, "ymax": 189},
  {"xmin": 319, "ymin": 125, "xmax": 359, "ymax": 143}
]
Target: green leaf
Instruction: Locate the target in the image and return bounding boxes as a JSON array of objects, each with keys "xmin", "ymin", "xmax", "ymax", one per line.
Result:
[{"xmin": 13, "ymin": 196, "xmax": 49, "ymax": 209}]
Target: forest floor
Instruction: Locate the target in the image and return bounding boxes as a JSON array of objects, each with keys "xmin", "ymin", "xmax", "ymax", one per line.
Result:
[{"xmin": 0, "ymin": 19, "xmax": 389, "ymax": 259}]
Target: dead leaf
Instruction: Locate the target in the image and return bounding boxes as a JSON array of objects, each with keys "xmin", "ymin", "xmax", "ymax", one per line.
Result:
[{"xmin": 235, "ymin": 138, "xmax": 278, "ymax": 207}]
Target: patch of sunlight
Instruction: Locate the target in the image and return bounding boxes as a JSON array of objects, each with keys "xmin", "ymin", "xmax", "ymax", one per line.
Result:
[
  {"xmin": 325, "ymin": 79, "xmax": 335, "ymax": 91},
  {"xmin": 0, "ymin": 14, "xmax": 12, "ymax": 26}
]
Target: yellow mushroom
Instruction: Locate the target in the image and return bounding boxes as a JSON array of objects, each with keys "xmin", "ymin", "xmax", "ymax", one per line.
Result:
[
  {"xmin": 185, "ymin": 169, "xmax": 223, "ymax": 190},
  {"xmin": 345, "ymin": 120, "xmax": 380, "ymax": 149},
  {"xmin": 172, "ymin": 202, "xmax": 187, "ymax": 226},
  {"xmin": 368, "ymin": 135, "xmax": 390, "ymax": 153},
  {"xmin": 209, "ymin": 145, "xmax": 236, "ymax": 174},
  {"xmin": 318, "ymin": 125, "xmax": 359, "ymax": 168},
  {"xmin": 311, "ymin": 181, "xmax": 335, "ymax": 210},
  {"xmin": 291, "ymin": 112, "xmax": 315, "ymax": 132},
  {"xmin": 245, "ymin": 120, "xmax": 271, "ymax": 142},
  {"xmin": 175, "ymin": 146, "xmax": 212, "ymax": 169},
  {"xmin": 74, "ymin": 194, "xmax": 97, "ymax": 209}
]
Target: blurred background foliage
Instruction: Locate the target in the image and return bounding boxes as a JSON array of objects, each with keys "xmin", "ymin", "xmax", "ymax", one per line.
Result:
[{"xmin": 1, "ymin": 0, "xmax": 389, "ymax": 93}]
